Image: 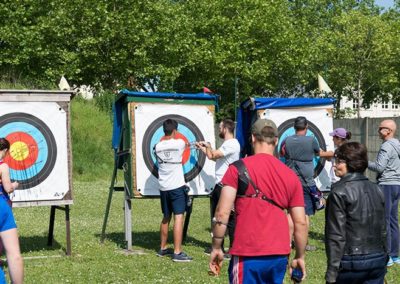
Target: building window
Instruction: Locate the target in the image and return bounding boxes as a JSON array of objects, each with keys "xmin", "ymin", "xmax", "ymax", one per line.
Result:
[
  {"xmin": 393, "ymin": 103, "xmax": 399, "ymax": 109},
  {"xmin": 352, "ymin": 99, "xmax": 359, "ymax": 109},
  {"xmin": 382, "ymin": 101, "xmax": 389, "ymax": 109}
]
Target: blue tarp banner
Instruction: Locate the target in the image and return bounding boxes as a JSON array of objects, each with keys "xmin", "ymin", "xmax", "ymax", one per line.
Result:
[
  {"xmin": 112, "ymin": 89, "xmax": 219, "ymax": 149},
  {"xmin": 245, "ymin": 97, "xmax": 335, "ymax": 110}
]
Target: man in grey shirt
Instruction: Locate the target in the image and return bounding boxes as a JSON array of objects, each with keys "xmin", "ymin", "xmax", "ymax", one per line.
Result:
[
  {"xmin": 368, "ymin": 119, "xmax": 400, "ymax": 266},
  {"xmin": 281, "ymin": 116, "xmax": 332, "ymax": 251}
]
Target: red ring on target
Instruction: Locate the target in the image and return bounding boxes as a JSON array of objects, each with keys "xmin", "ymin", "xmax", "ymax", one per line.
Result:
[{"xmin": 5, "ymin": 132, "xmax": 39, "ymax": 170}]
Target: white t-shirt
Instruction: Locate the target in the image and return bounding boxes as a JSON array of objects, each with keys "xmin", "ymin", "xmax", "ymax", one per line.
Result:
[
  {"xmin": 215, "ymin": 138, "xmax": 241, "ymax": 183},
  {"xmin": 155, "ymin": 138, "xmax": 186, "ymax": 191}
]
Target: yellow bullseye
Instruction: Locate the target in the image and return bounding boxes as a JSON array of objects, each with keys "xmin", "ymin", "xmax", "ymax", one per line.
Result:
[{"xmin": 10, "ymin": 141, "xmax": 29, "ymax": 161}]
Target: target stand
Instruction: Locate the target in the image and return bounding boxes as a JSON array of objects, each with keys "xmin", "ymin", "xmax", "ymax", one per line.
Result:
[
  {"xmin": 101, "ymin": 90, "xmax": 218, "ymax": 251},
  {"xmin": 0, "ymin": 90, "xmax": 74, "ymax": 255}
]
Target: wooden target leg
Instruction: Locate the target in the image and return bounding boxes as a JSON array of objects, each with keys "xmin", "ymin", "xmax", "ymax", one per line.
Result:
[
  {"xmin": 182, "ymin": 197, "xmax": 194, "ymax": 244},
  {"xmin": 47, "ymin": 206, "xmax": 56, "ymax": 247},
  {"xmin": 124, "ymin": 193, "xmax": 132, "ymax": 251},
  {"xmin": 65, "ymin": 205, "xmax": 71, "ymax": 256},
  {"xmin": 100, "ymin": 173, "xmax": 116, "ymax": 243}
]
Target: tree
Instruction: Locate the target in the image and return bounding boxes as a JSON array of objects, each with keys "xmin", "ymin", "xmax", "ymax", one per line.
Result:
[{"xmin": 316, "ymin": 9, "xmax": 395, "ymax": 117}]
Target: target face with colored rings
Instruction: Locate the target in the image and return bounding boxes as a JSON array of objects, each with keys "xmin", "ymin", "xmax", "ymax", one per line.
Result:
[
  {"xmin": 142, "ymin": 114, "xmax": 206, "ymax": 182},
  {"xmin": 277, "ymin": 118, "xmax": 326, "ymax": 177},
  {"xmin": 0, "ymin": 113, "xmax": 57, "ymax": 188}
]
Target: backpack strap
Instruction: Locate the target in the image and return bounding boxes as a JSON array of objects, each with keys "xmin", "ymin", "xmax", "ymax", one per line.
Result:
[{"xmin": 232, "ymin": 160, "xmax": 284, "ymax": 210}]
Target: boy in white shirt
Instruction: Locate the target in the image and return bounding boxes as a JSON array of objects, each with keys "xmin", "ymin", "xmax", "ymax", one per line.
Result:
[{"xmin": 154, "ymin": 119, "xmax": 192, "ymax": 262}]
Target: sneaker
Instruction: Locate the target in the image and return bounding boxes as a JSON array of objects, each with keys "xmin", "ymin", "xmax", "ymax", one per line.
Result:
[
  {"xmin": 387, "ymin": 257, "xmax": 394, "ymax": 267},
  {"xmin": 315, "ymin": 200, "xmax": 325, "ymax": 211},
  {"xmin": 305, "ymin": 245, "xmax": 317, "ymax": 251},
  {"xmin": 393, "ymin": 256, "xmax": 400, "ymax": 264},
  {"xmin": 156, "ymin": 248, "xmax": 174, "ymax": 257},
  {"xmin": 224, "ymin": 253, "xmax": 231, "ymax": 260},
  {"xmin": 172, "ymin": 252, "xmax": 193, "ymax": 262}
]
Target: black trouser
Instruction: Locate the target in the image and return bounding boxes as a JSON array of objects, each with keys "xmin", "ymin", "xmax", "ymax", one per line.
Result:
[
  {"xmin": 210, "ymin": 183, "xmax": 236, "ymax": 251},
  {"xmin": 335, "ymin": 252, "xmax": 387, "ymax": 284}
]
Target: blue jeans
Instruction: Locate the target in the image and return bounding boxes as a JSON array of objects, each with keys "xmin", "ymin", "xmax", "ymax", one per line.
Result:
[{"xmin": 381, "ymin": 185, "xmax": 400, "ymax": 258}]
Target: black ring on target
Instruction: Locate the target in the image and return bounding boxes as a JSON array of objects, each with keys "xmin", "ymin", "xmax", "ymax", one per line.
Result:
[
  {"xmin": 277, "ymin": 118, "xmax": 326, "ymax": 177},
  {"xmin": 0, "ymin": 112, "xmax": 57, "ymax": 188},
  {"xmin": 142, "ymin": 114, "xmax": 206, "ymax": 182}
]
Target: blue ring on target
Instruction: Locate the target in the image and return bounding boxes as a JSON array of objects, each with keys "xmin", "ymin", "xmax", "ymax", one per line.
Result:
[
  {"xmin": 277, "ymin": 118, "xmax": 326, "ymax": 177},
  {"xmin": 0, "ymin": 113, "xmax": 57, "ymax": 189},
  {"xmin": 142, "ymin": 114, "xmax": 206, "ymax": 182}
]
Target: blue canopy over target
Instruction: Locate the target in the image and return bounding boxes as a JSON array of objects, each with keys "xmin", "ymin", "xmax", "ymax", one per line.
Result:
[{"xmin": 236, "ymin": 97, "xmax": 336, "ymax": 154}]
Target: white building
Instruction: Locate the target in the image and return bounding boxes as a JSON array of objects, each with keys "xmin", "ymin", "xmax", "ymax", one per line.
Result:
[{"xmin": 340, "ymin": 96, "xmax": 400, "ymax": 118}]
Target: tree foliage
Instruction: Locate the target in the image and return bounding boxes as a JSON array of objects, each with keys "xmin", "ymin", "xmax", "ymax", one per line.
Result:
[{"xmin": 0, "ymin": 0, "xmax": 399, "ymax": 116}]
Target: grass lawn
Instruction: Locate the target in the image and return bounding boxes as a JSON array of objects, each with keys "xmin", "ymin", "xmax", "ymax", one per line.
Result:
[{"xmin": 7, "ymin": 180, "xmax": 399, "ymax": 283}]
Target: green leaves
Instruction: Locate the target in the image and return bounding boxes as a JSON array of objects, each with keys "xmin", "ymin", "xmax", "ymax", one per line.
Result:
[{"xmin": 0, "ymin": 0, "xmax": 399, "ymax": 116}]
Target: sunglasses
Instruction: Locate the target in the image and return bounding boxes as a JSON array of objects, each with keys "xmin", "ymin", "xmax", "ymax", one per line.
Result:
[{"xmin": 378, "ymin": 127, "xmax": 391, "ymax": 132}]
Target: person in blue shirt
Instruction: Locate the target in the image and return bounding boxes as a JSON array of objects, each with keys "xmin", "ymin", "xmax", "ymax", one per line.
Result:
[{"xmin": 0, "ymin": 198, "xmax": 23, "ymax": 283}]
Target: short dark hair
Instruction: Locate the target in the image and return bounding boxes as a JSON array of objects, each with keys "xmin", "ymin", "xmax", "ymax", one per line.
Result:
[
  {"xmin": 335, "ymin": 142, "xmax": 368, "ymax": 173},
  {"xmin": 221, "ymin": 119, "xmax": 235, "ymax": 134},
  {"xmin": 294, "ymin": 116, "xmax": 308, "ymax": 131},
  {"xmin": 163, "ymin": 119, "xmax": 178, "ymax": 136},
  {"xmin": 253, "ymin": 126, "xmax": 277, "ymax": 145},
  {"xmin": 0, "ymin": 138, "xmax": 10, "ymax": 151}
]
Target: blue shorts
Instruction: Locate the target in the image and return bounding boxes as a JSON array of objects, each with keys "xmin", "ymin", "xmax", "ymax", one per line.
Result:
[
  {"xmin": 304, "ymin": 186, "xmax": 316, "ymax": 216},
  {"xmin": 160, "ymin": 186, "xmax": 187, "ymax": 218},
  {"xmin": 228, "ymin": 255, "xmax": 288, "ymax": 284}
]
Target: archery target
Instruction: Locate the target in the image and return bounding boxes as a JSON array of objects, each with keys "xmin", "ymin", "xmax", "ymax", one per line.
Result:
[
  {"xmin": 0, "ymin": 113, "xmax": 57, "ymax": 188},
  {"xmin": 259, "ymin": 106, "xmax": 334, "ymax": 191},
  {"xmin": 134, "ymin": 103, "xmax": 215, "ymax": 196},
  {"xmin": 0, "ymin": 102, "xmax": 70, "ymax": 202}
]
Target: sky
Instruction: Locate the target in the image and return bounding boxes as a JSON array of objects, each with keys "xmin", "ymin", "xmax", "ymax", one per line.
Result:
[{"xmin": 376, "ymin": 0, "xmax": 395, "ymax": 9}]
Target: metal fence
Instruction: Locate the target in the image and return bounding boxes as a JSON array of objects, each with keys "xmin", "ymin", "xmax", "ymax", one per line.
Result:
[{"xmin": 333, "ymin": 117, "xmax": 400, "ymax": 181}]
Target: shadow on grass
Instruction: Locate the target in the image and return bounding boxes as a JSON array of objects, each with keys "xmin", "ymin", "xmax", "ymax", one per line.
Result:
[
  {"xmin": 19, "ymin": 235, "xmax": 62, "ymax": 254},
  {"xmin": 309, "ymin": 230, "xmax": 325, "ymax": 242},
  {"xmin": 97, "ymin": 231, "xmax": 210, "ymax": 252}
]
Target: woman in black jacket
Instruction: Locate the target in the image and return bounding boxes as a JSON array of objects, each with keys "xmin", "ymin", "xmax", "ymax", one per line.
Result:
[{"xmin": 325, "ymin": 142, "xmax": 387, "ymax": 284}]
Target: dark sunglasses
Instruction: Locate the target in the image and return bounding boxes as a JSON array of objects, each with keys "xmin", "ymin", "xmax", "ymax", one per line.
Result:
[
  {"xmin": 378, "ymin": 127, "xmax": 391, "ymax": 132},
  {"xmin": 334, "ymin": 156, "xmax": 346, "ymax": 165}
]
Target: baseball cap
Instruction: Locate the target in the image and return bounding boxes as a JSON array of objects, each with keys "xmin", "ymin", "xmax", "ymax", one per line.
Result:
[
  {"xmin": 329, "ymin": 128, "xmax": 347, "ymax": 139},
  {"xmin": 251, "ymin": 119, "xmax": 278, "ymax": 137},
  {"xmin": 294, "ymin": 116, "xmax": 308, "ymax": 129}
]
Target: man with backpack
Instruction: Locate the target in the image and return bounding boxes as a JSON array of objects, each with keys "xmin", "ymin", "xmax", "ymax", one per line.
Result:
[
  {"xmin": 281, "ymin": 116, "xmax": 332, "ymax": 251},
  {"xmin": 209, "ymin": 119, "xmax": 307, "ymax": 283}
]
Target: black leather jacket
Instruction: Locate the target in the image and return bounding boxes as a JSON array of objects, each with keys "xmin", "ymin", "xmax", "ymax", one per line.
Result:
[{"xmin": 325, "ymin": 173, "xmax": 386, "ymax": 282}]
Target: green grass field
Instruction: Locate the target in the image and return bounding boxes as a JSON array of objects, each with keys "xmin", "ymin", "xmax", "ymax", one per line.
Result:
[
  {"xmin": 3, "ymin": 99, "xmax": 399, "ymax": 283},
  {"xmin": 9, "ymin": 180, "xmax": 400, "ymax": 283}
]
